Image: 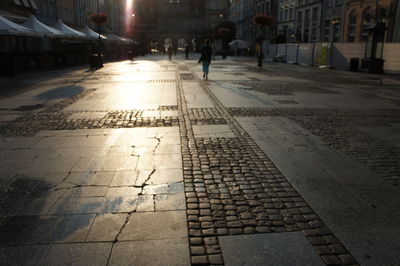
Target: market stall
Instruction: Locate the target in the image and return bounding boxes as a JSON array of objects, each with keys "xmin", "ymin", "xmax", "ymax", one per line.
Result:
[{"xmin": 0, "ymin": 15, "xmax": 42, "ymax": 75}]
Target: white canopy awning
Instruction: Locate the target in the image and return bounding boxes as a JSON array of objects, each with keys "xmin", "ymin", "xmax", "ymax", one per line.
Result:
[
  {"xmin": 81, "ymin": 25, "xmax": 106, "ymax": 40},
  {"xmin": 22, "ymin": 15, "xmax": 66, "ymax": 37},
  {"xmin": 119, "ymin": 36, "xmax": 133, "ymax": 44},
  {"xmin": 53, "ymin": 19, "xmax": 87, "ymax": 38},
  {"xmin": 229, "ymin": 39, "xmax": 250, "ymax": 49},
  {"xmin": 105, "ymin": 34, "xmax": 132, "ymax": 44},
  {"xmin": 104, "ymin": 34, "xmax": 123, "ymax": 42},
  {"xmin": 0, "ymin": 15, "xmax": 39, "ymax": 36}
]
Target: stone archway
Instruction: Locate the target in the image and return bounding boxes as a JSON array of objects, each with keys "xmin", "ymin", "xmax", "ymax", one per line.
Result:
[
  {"xmin": 177, "ymin": 38, "xmax": 187, "ymax": 49},
  {"xmin": 158, "ymin": 32, "xmax": 192, "ymax": 55}
]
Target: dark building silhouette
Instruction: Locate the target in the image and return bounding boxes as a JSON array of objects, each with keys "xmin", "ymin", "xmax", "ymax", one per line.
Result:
[
  {"xmin": 132, "ymin": 0, "xmax": 229, "ymax": 48},
  {"xmin": 0, "ymin": 0, "xmax": 36, "ymax": 22}
]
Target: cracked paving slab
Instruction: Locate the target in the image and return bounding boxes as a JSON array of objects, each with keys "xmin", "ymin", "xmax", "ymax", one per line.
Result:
[{"xmin": 0, "ymin": 125, "xmax": 186, "ymax": 265}]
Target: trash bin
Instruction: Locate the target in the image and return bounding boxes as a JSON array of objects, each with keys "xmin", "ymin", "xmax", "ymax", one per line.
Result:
[{"xmin": 350, "ymin": 58, "xmax": 359, "ymax": 71}]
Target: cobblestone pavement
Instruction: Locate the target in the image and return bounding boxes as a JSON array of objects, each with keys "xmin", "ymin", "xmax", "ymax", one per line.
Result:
[
  {"xmin": 0, "ymin": 54, "xmax": 400, "ymax": 265},
  {"xmin": 228, "ymin": 107, "xmax": 400, "ymax": 186},
  {"xmin": 176, "ymin": 64, "xmax": 358, "ymax": 265}
]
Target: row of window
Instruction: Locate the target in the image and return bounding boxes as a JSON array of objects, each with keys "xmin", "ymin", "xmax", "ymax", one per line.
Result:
[
  {"xmin": 279, "ymin": 7, "xmax": 295, "ymax": 22},
  {"xmin": 297, "ymin": 7, "xmax": 320, "ymax": 22},
  {"xmin": 347, "ymin": 14, "xmax": 372, "ymax": 42}
]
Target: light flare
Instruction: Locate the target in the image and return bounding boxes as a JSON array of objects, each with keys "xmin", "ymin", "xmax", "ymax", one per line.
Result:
[{"xmin": 125, "ymin": 0, "xmax": 134, "ymax": 35}]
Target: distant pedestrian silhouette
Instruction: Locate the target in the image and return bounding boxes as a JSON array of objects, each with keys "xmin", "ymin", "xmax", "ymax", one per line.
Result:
[
  {"xmin": 198, "ymin": 40, "xmax": 213, "ymax": 80},
  {"xmin": 167, "ymin": 44, "xmax": 173, "ymax": 61},
  {"xmin": 185, "ymin": 44, "xmax": 190, "ymax": 59}
]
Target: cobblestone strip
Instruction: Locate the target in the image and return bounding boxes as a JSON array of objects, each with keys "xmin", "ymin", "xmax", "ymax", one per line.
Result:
[
  {"xmin": 176, "ymin": 66, "xmax": 225, "ymax": 265},
  {"xmin": 234, "ymin": 82, "xmax": 339, "ymax": 95},
  {"xmin": 44, "ymin": 89, "xmax": 96, "ymax": 112},
  {"xmin": 188, "ymin": 108, "xmax": 227, "ymax": 125},
  {"xmin": 0, "ymin": 106, "xmax": 179, "ymax": 136},
  {"xmin": 178, "ymin": 70, "xmax": 359, "ymax": 265},
  {"xmin": 0, "ymin": 89, "xmax": 95, "ymax": 136},
  {"xmin": 228, "ymin": 107, "xmax": 400, "ymax": 117}
]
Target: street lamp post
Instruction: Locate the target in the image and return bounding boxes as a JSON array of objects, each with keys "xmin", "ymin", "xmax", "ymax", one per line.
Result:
[
  {"xmin": 330, "ymin": 18, "xmax": 339, "ymax": 69},
  {"xmin": 97, "ymin": 0, "xmax": 101, "ymax": 55},
  {"xmin": 89, "ymin": 1, "xmax": 108, "ymax": 68},
  {"xmin": 253, "ymin": 14, "xmax": 273, "ymax": 67}
]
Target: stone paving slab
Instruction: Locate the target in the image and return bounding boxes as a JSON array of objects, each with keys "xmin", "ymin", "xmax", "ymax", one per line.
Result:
[
  {"xmin": 108, "ymin": 238, "xmax": 190, "ymax": 266},
  {"xmin": 44, "ymin": 243, "xmax": 112, "ymax": 266},
  {"xmin": 64, "ymin": 82, "xmax": 177, "ymax": 111},
  {"xmin": 219, "ymin": 232, "xmax": 324, "ymax": 266},
  {"xmin": 183, "ymin": 82, "xmax": 215, "ymax": 108},
  {"xmin": 192, "ymin": 125, "xmax": 235, "ymax": 138},
  {"xmin": 0, "ymin": 113, "xmax": 23, "ymax": 122},
  {"xmin": 117, "ymin": 211, "xmax": 187, "ymax": 241},
  {"xmin": 0, "ymin": 244, "xmax": 50, "ymax": 266},
  {"xmin": 86, "ymin": 213, "xmax": 129, "ymax": 242},
  {"xmin": 142, "ymin": 110, "xmax": 179, "ymax": 118},
  {"xmin": 0, "ymin": 214, "xmax": 95, "ymax": 245}
]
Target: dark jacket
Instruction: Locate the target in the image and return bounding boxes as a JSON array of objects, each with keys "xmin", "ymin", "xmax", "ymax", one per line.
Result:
[{"xmin": 199, "ymin": 45, "xmax": 213, "ymax": 63}]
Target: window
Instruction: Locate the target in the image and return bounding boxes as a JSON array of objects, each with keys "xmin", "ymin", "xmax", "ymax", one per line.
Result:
[
  {"xmin": 304, "ymin": 28, "xmax": 309, "ymax": 42},
  {"xmin": 290, "ymin": 8, "xmax": 293, "ymax": 19},
  {"xmin": 297, "ymin": 11, "xmax": 303, "ymax": 22},
  {"xmin": 312, "ymin": 7, "xmax": 319, "ymax": 21},
  {"xmin": 348, "ymin": 11, "xmax": 356, "ymax": 42},
  {"xmin": 283, "ymin": 25, "xmax": 288, "ymax": 36},
  {"xmin": 335, "ymin": 0, "xmax": 343, "ymax": 6},
  {"xmin": 361, "ymin": 8, "xmax": 372, "ymax": 41},
  {"xmin": 305, "ymin": 9, "xmax": 310, "ymax": 21},
  {"xmin": 333, "ymin": 21, "xmax": 340, "ymax": 42},
  {"xmin": 324, "ymin": 19, "xmax": 330, "ymax": 41},
  {"xmin": 311, "ymin": 28, "xmax": 317, "ymax": 41}
]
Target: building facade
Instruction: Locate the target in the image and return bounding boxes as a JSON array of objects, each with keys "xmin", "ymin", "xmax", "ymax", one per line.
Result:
[
  {"xmin": 132, "ymin": 0, "xmax": 230, "ymax": 44},
  {"xmin": 205, "ymin": 0, "xmax": 230, "ymax": 30},
  {"xmin": 294, "ymin": 0, "xmax": 322, "ymax": 42},
  {"xmin": 255, "ymin": 0, "xmax": 277, "ymax": 40},
  {"xmin": 277, "ymin": 0, "xmax": 296, "ymax": 42},
  {"xmin": 35, "ymin": 0, "xmax": 76, "ymax": 26},
  {"xmin": 394, "ymin": 0, "xmax": 400, "ymax": 42},
  {"xmin": 73, "ymin": 0, "xmax": 99, "ymax": 28},
  {"xmin": 342, "ymin": 0, "xmax": 395, "ymax": 43},
  {"xmin": 103, "ymin": 0, "xmax": 123, "ymax": 35},
  {"xmin": 230, "ymin": 0, "xmax": 255, "ymax": 44},
  {"xmin": 320, "ymin": 0, "xmax": 345, "ymax": 42},
  {"xmin": 0, "ymin": 0, "xmax": 37, "ymax": 22}
]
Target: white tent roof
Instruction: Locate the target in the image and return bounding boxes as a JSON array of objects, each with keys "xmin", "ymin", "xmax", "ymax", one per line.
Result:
[
  {"xmin": 229, "ymin": 39, "xmax": 250, "ymax": 49},
  {"xmin": 104, "ymin": 34, "xmax": 122, "ymax": 42},
  {"xmin": 53, "ymin": 19, "xmax": 86, "ymax": 38},
  {"xmin": 81, "ymin": 25, "xmax": 106, "ymax": 40},
  {"xmin": 119, "ymin": 36, "xmax": 133, "ymax": 43},
  {"xmin": 22, "ymin": 15, "xmax": 65, "ymax": 37},
  {"xmin": 105, "ymin": 34, "xmax": 132, "ymax": 44},
  {"xmin": 0, "ymin": 15, "xmax": 38, "ymax": 36}
]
